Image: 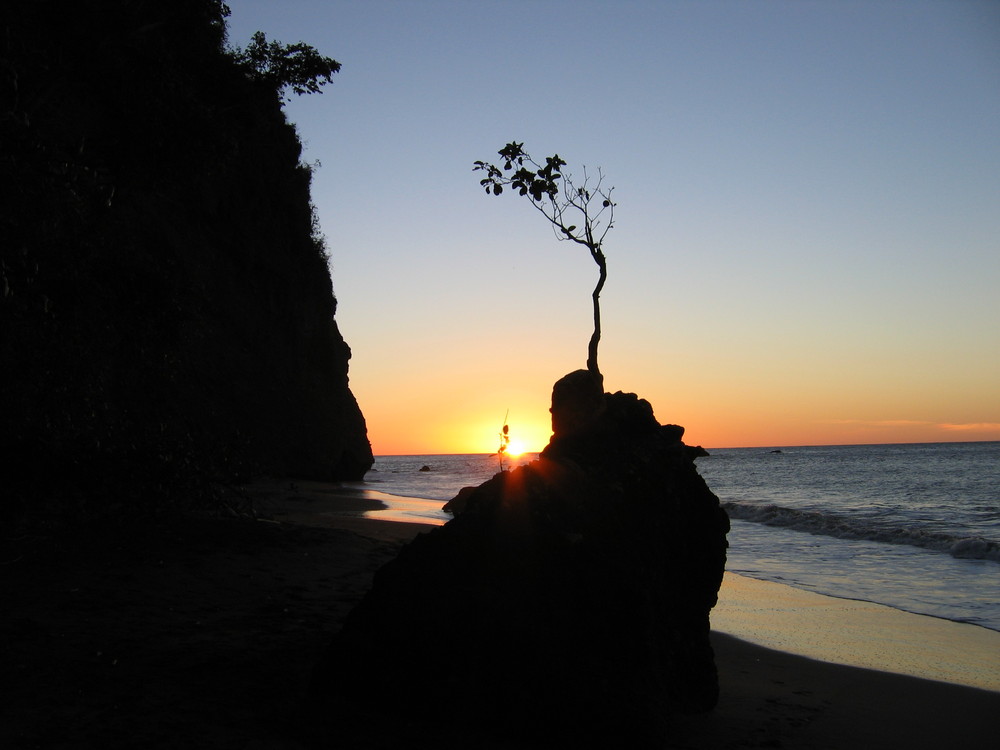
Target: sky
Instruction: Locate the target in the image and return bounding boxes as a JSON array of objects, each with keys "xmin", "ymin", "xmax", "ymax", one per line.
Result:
[{"xmin": 224, "ymin": 0, "xmax": 1000, "ymax": 454}]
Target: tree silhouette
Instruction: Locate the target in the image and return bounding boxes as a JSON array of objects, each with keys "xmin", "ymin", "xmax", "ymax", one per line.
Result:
[
  {"xmin": 474, "ymin": 142, "xmax": 615, "ymax": 385},
  {"xmin": 231, "ymin": 31, "xmax": 341, "ymax": 98}
]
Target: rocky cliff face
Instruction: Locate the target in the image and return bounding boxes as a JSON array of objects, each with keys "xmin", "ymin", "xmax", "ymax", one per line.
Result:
[
  {"xmin": 310, "ymin": 371, "xmax": 729, "ymax": 747},
  {"xmin": 1, "ymin": 1, "xmax": 371, "ymax": 523}
]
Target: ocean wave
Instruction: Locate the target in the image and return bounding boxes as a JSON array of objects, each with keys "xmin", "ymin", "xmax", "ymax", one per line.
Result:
[{"xmin": 722, "ymin": 501, "xmax": 1000, "ymax": 563}]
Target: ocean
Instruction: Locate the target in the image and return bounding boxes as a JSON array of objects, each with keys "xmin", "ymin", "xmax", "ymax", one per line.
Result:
[{"xmin": 344, "ymin": 442, "xmax": 1000, "ymax": 633}]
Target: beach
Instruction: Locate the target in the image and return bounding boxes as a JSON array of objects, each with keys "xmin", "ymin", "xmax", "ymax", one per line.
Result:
[{"xmin": 4, "ymin": 482, "xmax": 998, "ymax": 748}]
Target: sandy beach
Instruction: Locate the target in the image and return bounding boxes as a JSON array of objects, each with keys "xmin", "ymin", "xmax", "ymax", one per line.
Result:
[{"xmin": 4, "ymin": 481, "xmax": 998, "ymax": 748}]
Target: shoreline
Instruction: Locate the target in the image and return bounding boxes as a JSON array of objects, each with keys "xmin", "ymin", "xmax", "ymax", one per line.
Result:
[
  {"xmin": 254, "ymin": 480, "xmax": 1000, "ymax": 692},
  {"xmin": 713, "ymin": 571, "xmax": 1000, "ymax": 692},
  {"xmin": 273, "ymin": 487, "xmax": 1000, "ymax": 748},
  {"xmin": 246, "ymin": 476, "xmax": 449, "ymax": 528},
  {"xmin": 5, "ymin": 481, "xmax": 997, "ymax": 748},
  {"xmin": 252, "ymin": 478, "xmax": 1000, "ymax": 675}
]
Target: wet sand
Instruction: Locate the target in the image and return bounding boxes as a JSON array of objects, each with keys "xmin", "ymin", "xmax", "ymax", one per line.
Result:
[
  {"xmin": 3, "ymin": 481, "xmax": 997, "ymax": 748},
  {"xmin": 713, "ymin": 570, "xmax": 1000, "ymax": 692}
]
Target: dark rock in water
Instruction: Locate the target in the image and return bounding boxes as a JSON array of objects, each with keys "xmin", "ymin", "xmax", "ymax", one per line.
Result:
[
  {"xmin": 419, "ymin": 465, "xmax": 432, "ymax": 472},
  {"xmin": 310, "ymin": 377, "xmax": 729, "ymax": 747}
]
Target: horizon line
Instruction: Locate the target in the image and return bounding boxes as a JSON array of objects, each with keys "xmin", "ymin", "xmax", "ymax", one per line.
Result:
[{"xmin": 371, "ymin": 437, "xmax": 1000, "ymax": 457}]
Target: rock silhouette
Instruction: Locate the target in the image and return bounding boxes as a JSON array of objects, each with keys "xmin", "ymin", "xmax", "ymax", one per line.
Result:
[{"xmin": 310, "ymin": 372, "xmax": 729, "ymax": 747}]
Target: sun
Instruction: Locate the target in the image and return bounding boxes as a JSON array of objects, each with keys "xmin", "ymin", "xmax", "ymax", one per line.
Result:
[
  {"xmin": 473, "ymin": 414, "xmax": 551, "ymax": 456},
  {"xmin": 505, "ymin": 440, "xmax": 527, "ymax": 457}
]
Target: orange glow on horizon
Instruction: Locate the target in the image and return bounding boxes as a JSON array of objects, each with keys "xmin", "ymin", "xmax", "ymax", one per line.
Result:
[
  {"xmin": 353, "ymin": 373, "xmax": 1000, "ymax": 456},
  {"xmin": 359, "ymin": 404, "xmax": 555, "ymax": 456},
  {"xmin": 481, "ymin": 413, "xmax": 552, "ymax": 456},
  {"xmin": 364, "ymin": 413, "xmax": 1000, "ymax": 456}
]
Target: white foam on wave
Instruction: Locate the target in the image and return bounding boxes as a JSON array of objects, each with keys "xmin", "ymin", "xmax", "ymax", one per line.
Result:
[{"xmin": 723, "ymin": 501, "xmax": 1000, "ymax": 562}]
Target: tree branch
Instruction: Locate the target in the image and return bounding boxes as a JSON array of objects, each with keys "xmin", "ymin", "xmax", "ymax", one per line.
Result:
[{"xmin": 474, "ymin": 143, "xmax": 616, "ymax": 382}]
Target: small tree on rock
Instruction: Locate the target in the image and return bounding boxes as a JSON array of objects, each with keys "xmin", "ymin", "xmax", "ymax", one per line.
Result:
[{"xmin": 474, "ymin": 142, "xmax": 615, "ymax": 386}]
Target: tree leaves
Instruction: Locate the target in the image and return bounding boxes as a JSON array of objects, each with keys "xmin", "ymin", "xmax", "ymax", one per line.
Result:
[
  {"xmin": 231, "ymin": 31, "xmax": 340, "ymax": 98},
  {"xmin": 472, "ymin": 142, "xmax": 617, "ymax": 380}
]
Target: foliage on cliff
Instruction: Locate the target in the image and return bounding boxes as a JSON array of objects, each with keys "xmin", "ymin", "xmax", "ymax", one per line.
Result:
[{"xmin": 1, "ymin": 0, "xmax": 372, "ymax": 527}]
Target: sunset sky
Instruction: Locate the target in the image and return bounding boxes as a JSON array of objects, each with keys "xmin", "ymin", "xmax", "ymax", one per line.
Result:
[{"xmin": 225, "ymin": 0, "xmax": 1000, "ymax": 454}]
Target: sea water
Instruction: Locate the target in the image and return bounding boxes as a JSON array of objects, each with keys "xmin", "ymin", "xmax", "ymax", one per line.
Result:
[{"xmin": 348, "ymin": 442, "xmax": 1000, "ymax": 632}]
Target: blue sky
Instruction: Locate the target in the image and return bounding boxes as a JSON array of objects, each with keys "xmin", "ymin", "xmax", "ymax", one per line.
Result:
[{"xmin": 225, "ymin": 0, "xmax": 1000, "ymax": 453}]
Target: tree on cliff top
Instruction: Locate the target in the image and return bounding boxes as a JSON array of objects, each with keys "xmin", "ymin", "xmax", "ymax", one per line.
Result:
[
  {"xmin": 474, "ymin": 142, "xmax": 616, "ymax": 385},
  {"xmin": 231, "ymin": 30, "xmax": 341, "ymax": 98}
]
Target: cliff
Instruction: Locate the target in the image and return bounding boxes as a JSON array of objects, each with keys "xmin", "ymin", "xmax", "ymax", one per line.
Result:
[{"xmin": 1, "ymin": 0, "xmax": 372, "ymax": 524}]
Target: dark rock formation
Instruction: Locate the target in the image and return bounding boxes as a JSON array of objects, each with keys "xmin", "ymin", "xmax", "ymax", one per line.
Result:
[
  {"xmin": 310, "ymin": 373, "xmax": 729, "ymax": 747},
  {"xmin": 441, "ymin": 484, "xmax": 478, "ymax": 515},
  {"xmin": 1, "ymin": 1, "xmax": 371, "ymax": 524},
  {"xmin": 549, "ymin": 367, "xmax": 606, "ymax": 436}
]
